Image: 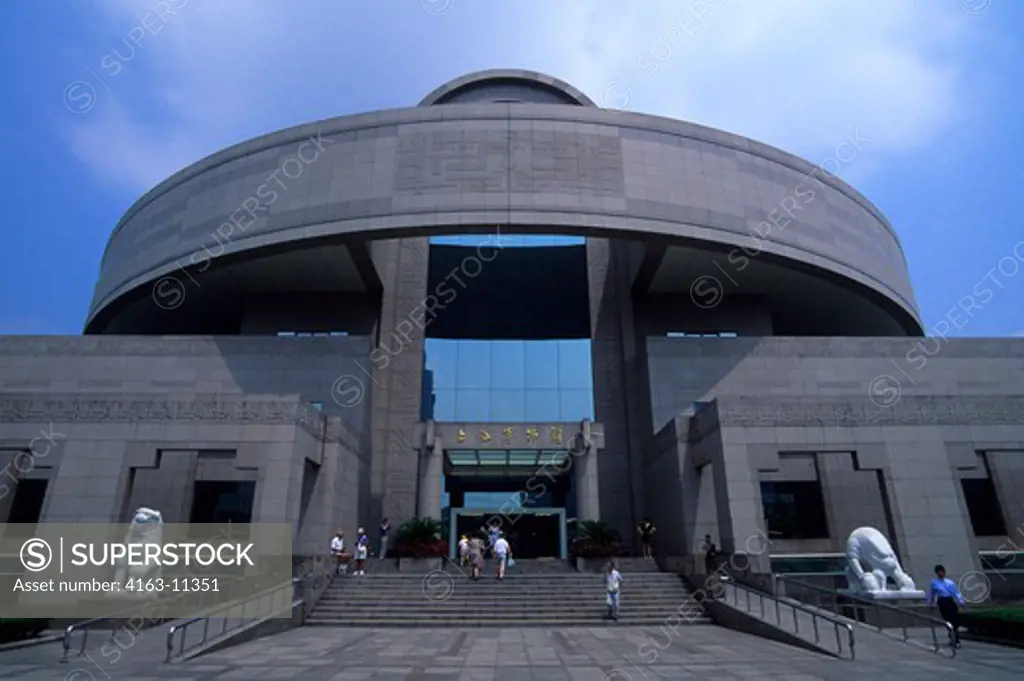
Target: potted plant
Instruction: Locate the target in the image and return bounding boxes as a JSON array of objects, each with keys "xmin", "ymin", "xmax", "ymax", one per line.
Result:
[
  {"xmin": 394, "ymin": 518, "xmax": 447, "ymax": 572},
  {"xmin": 571, "ymin": 520, "xmax": 622, "ymax": 572}
]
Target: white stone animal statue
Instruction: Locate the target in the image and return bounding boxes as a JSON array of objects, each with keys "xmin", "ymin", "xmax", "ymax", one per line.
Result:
[
  {"xmin": 844, "ymin": 526, "xmax": 918, "ymax": 595},
  {"xmin": 113, "ymin": 507, "xmax": 164, "ymax": 594}
]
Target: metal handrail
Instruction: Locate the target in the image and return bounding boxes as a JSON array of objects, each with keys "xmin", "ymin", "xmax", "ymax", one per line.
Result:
[
  {"xmin": 164, "ymin": 570, "xmax": 332, "ymax": 663},
  {"xmin": 60, "ymin": 597, "xmax": 170, "ymax": 663},
  {"xmin": 164, "ymin": 577, "xmax": 299, "ymax": 662},
  {"xmin": 59, "ymin": 571, "xmax": 245, "ymax": 663},
  {"xmin": 775, "ymin": 575, "xmax": 957, "ymax": 656},
  {"xmin": 721, "ymin": 577, "xmax": 855, "ymax": 659}
]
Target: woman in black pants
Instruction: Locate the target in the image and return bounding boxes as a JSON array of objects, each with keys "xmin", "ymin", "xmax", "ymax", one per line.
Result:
[{"xmin": 637, "ymin": 518, "xmax": 656, "ymax": 560}]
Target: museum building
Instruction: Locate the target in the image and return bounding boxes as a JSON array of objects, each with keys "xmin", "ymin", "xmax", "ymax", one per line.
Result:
[{"xmin": 0, "ymin": 70, "xmax": 1022, "ymax": 593}]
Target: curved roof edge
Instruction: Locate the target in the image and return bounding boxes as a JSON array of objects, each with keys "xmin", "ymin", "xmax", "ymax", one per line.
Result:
[{"xmin": 419, "ymin": 69, "xmax": 596, "ymax": 107}]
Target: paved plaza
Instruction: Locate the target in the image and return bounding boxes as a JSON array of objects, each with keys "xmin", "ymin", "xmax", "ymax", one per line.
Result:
[{"xmin": 2, "ymin": 625, "xmax": 1024, "ymax": 681}]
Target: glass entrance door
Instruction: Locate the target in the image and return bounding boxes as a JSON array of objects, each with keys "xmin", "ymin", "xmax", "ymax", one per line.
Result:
[{"xmin": 450, "ymin": 508, "xmax": 567, "ymax": 559}]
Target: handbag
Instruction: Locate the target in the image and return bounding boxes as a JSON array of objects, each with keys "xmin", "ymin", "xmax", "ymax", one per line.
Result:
[{"xmin": 506, "ymin": 557, "xmax": 515, "ymax": 569}]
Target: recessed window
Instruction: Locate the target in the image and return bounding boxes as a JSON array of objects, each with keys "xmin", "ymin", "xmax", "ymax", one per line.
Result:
[
  {"xmin": 961, "ymin": 478, "xmax": 1007, "ymax": 536},
  {"xmin": 760, "ymin": 481, "xmax": 829, "ymax": 539}
]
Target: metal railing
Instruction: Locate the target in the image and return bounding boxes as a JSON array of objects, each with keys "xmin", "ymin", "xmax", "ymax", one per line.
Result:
[
  {"xmin": 720, "ymin": 576, "xmax": 856, "ymax": 659},
  {"xmin": 164, "ymin": 569, "xmax": 333, "ymax": 663},
  {"xmin": 59, "ymin": 572, "xmax": 247, "ymax": 663},
  {"xmin": 164, "ymin": 577, "xmax": 298, "ymax": 662},
  {"xmin": 774, "ymin": 575, "xmax": 957, "ymax": 657},
  {"xmin": 60, "ymin": 597, "xmax": 174, "ymax": 663}
]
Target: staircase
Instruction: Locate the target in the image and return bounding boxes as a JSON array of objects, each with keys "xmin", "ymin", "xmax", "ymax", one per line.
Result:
[{"xmin": 308, "ymin": 559, "xmax": 711, "ymax": 627}]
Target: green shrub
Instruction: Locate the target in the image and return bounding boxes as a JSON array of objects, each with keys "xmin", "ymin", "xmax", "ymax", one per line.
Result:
[
  {"xmin": 963, "ymin": 606, "xmax": 1024, "ymax": 643},
  {"xmin": 394, "ymin": 518, "xmax": 447, "ymax": 558},
  {"xmin": 570, "ymin": 520, "xmax": 622, "ymax": 558},
  {"xmin": 577, "ymin": 520, "xmax": 621, "ymax": 544}
]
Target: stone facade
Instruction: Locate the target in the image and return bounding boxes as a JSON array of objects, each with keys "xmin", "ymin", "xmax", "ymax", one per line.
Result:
[{"xmin": 642, "ymin": 337, "xmax": 1024, "ymax": 589}]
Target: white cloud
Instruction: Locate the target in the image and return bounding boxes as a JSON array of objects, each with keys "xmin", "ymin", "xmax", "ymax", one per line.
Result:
[{"xmin": 62, "ymin": 0, "xmax": 991, "ymax": 195}]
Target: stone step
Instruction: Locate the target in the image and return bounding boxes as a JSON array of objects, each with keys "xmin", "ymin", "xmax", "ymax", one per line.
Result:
[
  {"xmin": 323, "ymin": 577, "xmax": 684, "ymax": 581},
  {"xmin": 306, "ymin": 616, "xmax": 713, "ymax": 627},
  {"xmin": 323, "ymin": 581, "xmax": 692, "ymax": 593},
  {"xmin": 309, "ymin": 566, "xmax": 702, "ymax": 628},
  {"xmin": 317, "ymin": 595, "xmax": 702, "ymax": 604},
  {"xmin": 312, "ymin": 608, "xmax": 706, "ymax": 618},
  {"xmin": 327, "ymin": 573, "xmax": 684, "ymax": 577},
  {"xmin": 317, "ymin": 602, "xmax": 702, "ymax": 610}
]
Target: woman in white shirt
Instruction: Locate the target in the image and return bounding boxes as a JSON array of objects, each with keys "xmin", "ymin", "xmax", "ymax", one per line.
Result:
[
  {"xmin": 493, "ymin": 533, "xmax": 511, "ymax": 581},
  {"xmin": 605, "ymin": 561, "xmax": 623, "ymax": 621},
  {"xmin": 330, "ymin": 530, "xmax": 346, "ymax": 575}
]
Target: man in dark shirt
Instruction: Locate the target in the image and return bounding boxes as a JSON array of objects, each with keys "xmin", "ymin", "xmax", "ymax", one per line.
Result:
[
  {"xmin": 701, "ymin": 534, "xmax": 718, "ymax": 575},
  {"xmin": 637, "ymin": 518, "xmax": 656, "ymax": 560}
]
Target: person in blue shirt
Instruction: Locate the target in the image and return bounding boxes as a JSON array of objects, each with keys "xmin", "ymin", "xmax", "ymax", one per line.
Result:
[{"xmin": 927, "ymin": 564, "xmax": 965, "ymax": 646}]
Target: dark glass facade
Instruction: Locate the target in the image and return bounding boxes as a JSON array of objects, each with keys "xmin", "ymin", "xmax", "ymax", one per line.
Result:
[
  {"xmin": 424, "ymin": 339, "xmax": 594, "ymax": 422},
  {"xmin": 425, "ymin": 235, "xmax": 593, "ymax": 511}
]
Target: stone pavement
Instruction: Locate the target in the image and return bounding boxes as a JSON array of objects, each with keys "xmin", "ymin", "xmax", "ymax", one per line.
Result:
[{"xmin": 2, "ymin": 625, "xmax": 1024, "ymax": 681}]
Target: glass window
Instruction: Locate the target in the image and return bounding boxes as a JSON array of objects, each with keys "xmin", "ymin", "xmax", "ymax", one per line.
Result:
[
  {"xmin": 455, "ymin": 342, "xmax": 491, "ymax": 390},
  {"xmin": 558, "ymin": 340, "xmax": 593, "ymax": 390},
  {"xmin": 447, "ymin": 451, "xmax": 478, "ymax": 465},
  {"xmin": 961, "ymin": 478, "xmax": 1007, "ymax": 536},
  {"xmin": 455, "ymin": 390, "xmax": 490, "ymax": 421},
  {"xmin": 432, "ymin": 389, "xmax": 457, "ymax": 421},
  {"xmin": 540, "ymin": 450, "xmax": 570, "ymax": 467},
  {"xmin": 524, "ymin": 390, "xmax": 561, "ymax": 421},
  {"xmin": 427, "ymin": 342, "xmax": 458, "ymax": 389},
  {"xmin": 760, "ymin": 481, "xmax": 829, "ymax": 539},
  {"xmin": 524, "ymin": 342, "xmax": 560, "ymax": 390},
  {"xmin": 559, "ymin": 389, "xmax": 594, "ymax": 421},
  {"xmin": 509, "ymin": 450, "xmax": 539, "ymax": 465},
  {"xmin": 423, "ymin": 338, "xmax": 593, "ymax": 422},
  {"xmin": 490, "ymin": 390, "xmax": 526, "ymax": 421},
  {"xmin": 477, "ymin": 452, "xmax": 507, "ymax": 465},
  {"xmin": 491, "ymin": 341, "xmax": 526, "ymax": 389}
]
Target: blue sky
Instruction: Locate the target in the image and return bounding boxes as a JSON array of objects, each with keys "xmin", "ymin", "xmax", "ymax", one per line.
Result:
[{"xmin": 1, "ymin": 0, "xmax": 1022, "ymax": 336}]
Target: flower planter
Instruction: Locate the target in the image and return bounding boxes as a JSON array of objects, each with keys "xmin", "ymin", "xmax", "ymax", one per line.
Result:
[{"xmin": 398, "ymin": 557, "xmax": 442, "ymax": 572}]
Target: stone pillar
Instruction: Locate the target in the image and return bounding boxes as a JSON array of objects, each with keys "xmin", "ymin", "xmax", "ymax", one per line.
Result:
[
  {"xmin": 574, "ymin": 419, "xmax": 601, "ymax": 521},
  {"xmin": 417, "ymin": 422, "xmax": 443, "ymax": 520}
]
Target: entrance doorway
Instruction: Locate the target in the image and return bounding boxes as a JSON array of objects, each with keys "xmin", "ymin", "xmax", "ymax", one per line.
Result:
[{"xmin": 449, "ymin": 508, "xmax": 567, "ymax": 559}]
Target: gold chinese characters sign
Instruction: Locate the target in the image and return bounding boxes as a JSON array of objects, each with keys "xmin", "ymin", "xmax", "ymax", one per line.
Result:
[{"xmin": 452, "ymin": 426, "xmax": 566, "ymax": 446}]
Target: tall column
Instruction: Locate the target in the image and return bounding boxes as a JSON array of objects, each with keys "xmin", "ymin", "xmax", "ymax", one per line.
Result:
[
  {"xmin": 573, "ymin": 419, "xmax": 601, "ymax": 521},
  {"xmin": 417, "ymin": 422, "xmax": 443, "ymax": 520}
]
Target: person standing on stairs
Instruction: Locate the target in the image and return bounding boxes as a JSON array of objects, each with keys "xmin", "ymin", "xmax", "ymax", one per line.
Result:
[
  {"xmin": 378, "ymin": 517, "xmax": 390, "ymax": 559},
  {"xmin": 354, "ymin": 527, "xmax": 369, "ymax": 575},
  {"xmin": 637, "ymin": 517, "xmax": 656, "ymax": 560},
  {"xmin": 605, "ymin": 560, "xmax": 623, "ymax": 621},
  {"xmin": 469, "ymin": 533, "xmax": 485, "ymax": 580},
  {"xmin": 330, "ymin": 529, "xmax": 346, "ymax": 575},
  {"xmin": 701, "ymin": 534, "xmax": 719, "ymax": 575},
  {"xmin": 494, "ymin": 532, "xmax": 511, "ymax": 581}
]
